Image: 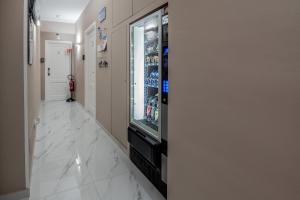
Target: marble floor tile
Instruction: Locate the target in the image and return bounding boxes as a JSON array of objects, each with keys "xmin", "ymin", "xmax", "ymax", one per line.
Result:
[
  {"xmin": 95, "ymin": 172, "xmax": 165, "ymax": 200},
  {"xmin": 44, "ymin": 184, "xmax": 100, "ymax": 200},
  {"xmin": 30, "ymin": 101, "xmax": 165, "ymax": 200}
]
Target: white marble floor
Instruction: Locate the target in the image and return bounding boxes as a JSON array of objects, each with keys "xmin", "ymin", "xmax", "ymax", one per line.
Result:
[{"xmin": 30, "ymin": 101, "xmax": 165, "ymax": 200}]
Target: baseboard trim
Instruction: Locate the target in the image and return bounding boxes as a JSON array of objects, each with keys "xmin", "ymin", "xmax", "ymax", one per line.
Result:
[
  {"xmin": 95, "ymin": 119, "xmax": 129, "ymax": 156},
  {"xmin": 75, "ymin": 102, "xmax": 129, "ymax": 155},
  {"xmin": 0, "ymin": 189, "xmax": 30, "ymax": 200}
]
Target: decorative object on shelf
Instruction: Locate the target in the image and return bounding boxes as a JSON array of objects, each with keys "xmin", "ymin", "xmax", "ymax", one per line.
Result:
[{"xmin": 99, "ymin": 59, "xmax": 108, "ymax": 68}]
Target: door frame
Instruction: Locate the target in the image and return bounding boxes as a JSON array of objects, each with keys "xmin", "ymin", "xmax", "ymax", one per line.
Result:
[
  {"xmin": 45, "ymin": 40, "xmax": 73, "ymax": 101},
  {"xmin": 84, "ymin": 22, "xmax": 97, "ymax": 117}
]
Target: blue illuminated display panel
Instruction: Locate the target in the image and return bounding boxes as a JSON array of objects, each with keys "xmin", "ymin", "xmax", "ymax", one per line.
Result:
[{"xmin": 163, "ymin": 80, "xmax": 169, "ymax": 93}]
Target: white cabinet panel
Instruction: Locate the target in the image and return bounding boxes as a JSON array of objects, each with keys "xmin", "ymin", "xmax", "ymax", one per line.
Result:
[
  {"xmin": 96, "ymin": 64, "xmax": 112, "ymax": 132},
  {"xmin": 111, "ymin": 25, "xmax": 128, "ymax": 147}
]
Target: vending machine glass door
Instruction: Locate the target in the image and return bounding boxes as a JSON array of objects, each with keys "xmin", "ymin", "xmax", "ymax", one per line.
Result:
[{"xmin": 130, "ymin": 10, "xmax": 162, "ymax": 140}]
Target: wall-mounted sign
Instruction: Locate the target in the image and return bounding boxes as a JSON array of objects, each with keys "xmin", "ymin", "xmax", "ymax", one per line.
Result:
[
  {"xmin": 98, "ymin": 27, "xmax": 108, "ymax": 52},
  {"xmin": 98, "ymin": 7, "xmax": 106, "ymax": 23}
]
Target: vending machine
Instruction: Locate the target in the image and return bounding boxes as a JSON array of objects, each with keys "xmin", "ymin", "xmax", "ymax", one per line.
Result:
[{"xmin": 128, "ymin": 6, "xmax": 168, "ymax": 198}]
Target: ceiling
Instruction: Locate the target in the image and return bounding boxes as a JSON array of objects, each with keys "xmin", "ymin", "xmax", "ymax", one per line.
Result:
[{"xmin": 37, "ymin": 0, "xmax": 90, "ymax": 23}]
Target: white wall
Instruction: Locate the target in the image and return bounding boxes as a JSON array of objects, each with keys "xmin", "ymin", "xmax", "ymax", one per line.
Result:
[{"xmin": 41, "ymin": 21, "xmax": 75, "ymax": 34}]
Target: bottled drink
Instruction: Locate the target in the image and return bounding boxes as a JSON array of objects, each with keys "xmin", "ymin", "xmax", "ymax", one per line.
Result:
[
  {"xmin": 146, "ymin": 102, "xmax": 152, "ymax": 122},
  {"xmin": 155, "ymin": 107, "xmax": 159, "ymax": 122},
  {"xmin": 151, "ymin": 103, "xmax": 156, "ymax": 122}
]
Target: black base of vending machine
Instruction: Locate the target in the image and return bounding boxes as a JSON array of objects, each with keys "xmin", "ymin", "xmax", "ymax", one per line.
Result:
[{"xmin": 128, "ymin": 126, "xmax": 167, "ymax": 198}]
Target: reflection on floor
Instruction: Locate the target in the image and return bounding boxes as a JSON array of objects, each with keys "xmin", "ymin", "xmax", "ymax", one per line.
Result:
[{"xmin": 30, "ymin": 101, "xmax": 165, "ymax": 200}]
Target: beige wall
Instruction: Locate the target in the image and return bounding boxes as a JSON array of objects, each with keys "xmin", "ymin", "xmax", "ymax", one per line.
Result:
[
  {"xmin": 168, "ymin": 0, "xmax": 300, "ymax": 199},
  {"xmin": 111, "ymin": 25, "xmax": 128, "ymax": 147},
  {"xmin": 96, "ymin": 0, "xmax": 113, "ymax": 133},
  {"xmin": 132, "ymin": 0, "xmax": 156, "ymax": 14},
  {"xmin": 0, "ymin": 0, "xmax": 26, "ymax": 195},
  {"xmin": 40, "ymin": 32, "xmax": 75, "ymax": 100},
  {"xmin": 75, "ymin": 0, "xmax": 112, "ymax": 132},
  {"xmin": 74, "ymin": 0, "xmax": 102, "ymax": 106},
  {"xmin": 112, "ymin": 0, "xmax": 132, "ymax": 27},
  {"xmin": 27, "ymin": 25, "xmax": 41, "ymax": 174}
]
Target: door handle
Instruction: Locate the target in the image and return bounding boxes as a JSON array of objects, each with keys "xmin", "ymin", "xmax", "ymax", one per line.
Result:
[{"xmin": 48, "ymin": 68, "xmax": 50, "ymax": 76}]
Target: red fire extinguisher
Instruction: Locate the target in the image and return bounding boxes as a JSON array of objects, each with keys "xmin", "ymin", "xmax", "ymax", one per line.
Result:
[
  {"xmin": 69, "ymin": 76, "xmax": 75, "ymax": 92},
  {"xmin": 66, "ymin": 48, "xmax": 76, "ymax": 102},
  {"xmin": 67, "ymin": 75, "xmax": 76, "ymax": 102}
]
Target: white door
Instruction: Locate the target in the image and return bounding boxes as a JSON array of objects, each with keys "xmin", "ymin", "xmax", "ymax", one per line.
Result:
[
  {"xmin": 45, "ymin": 41, "xmax": 72, "ymax": 101},
  {"xmin": 85, "ymin": 23, "xmax": 97, "ymax": 117}
]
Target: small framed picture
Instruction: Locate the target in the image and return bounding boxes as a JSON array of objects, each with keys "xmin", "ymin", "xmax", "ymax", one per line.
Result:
[{"xmin": 98, "ymin": 7, "xmax": 106, "ymax": 23}]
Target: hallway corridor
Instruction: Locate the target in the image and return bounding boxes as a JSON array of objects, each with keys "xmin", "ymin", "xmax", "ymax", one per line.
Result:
[{"xmin": 29, "ymin": 101, "xmax": 165, "ymax": 200}]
